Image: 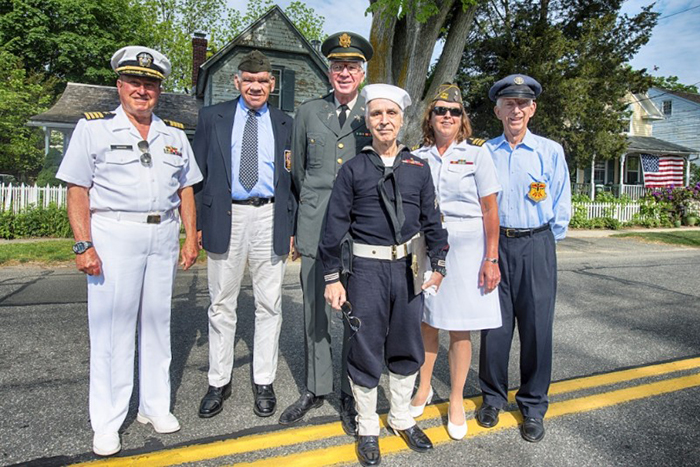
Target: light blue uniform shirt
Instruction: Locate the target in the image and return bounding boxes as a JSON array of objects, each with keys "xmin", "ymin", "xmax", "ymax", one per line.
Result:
[
  {"xmin": 230, "ymin": 99, "xmax": 275, "ymax": 199},
  {"xmin": 486, "ymin": 130, "xmax": 571, "ymax": 241}
]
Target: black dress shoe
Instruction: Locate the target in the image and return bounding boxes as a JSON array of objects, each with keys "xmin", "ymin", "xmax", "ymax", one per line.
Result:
[
  {"xmin": 476, "ymin": 404, "xmax": 500, "ymax": 428},
  {"xmin": 340, "ymin": 392, "xmax": 358, "ymax": 436},
  {"xmin": 356, "ymin": 435, "xmax": 381, "ymax": 466},
  {"xmin": 278, "ymin": 390, "xmax": 324, "ymax": 425},
  {"xmin": 521, "ymin": 417, "xmax": 545, "ymax": 442},
  {"xmin": 198, "ymin": 382, "xmax": 232, "ymax": 418},
  {"xmin": 253, "ymin": 384, "xmax": 277, "ymax": 417},
  {"xmin": 388, "ymin": 424, "xmax": 433, "ymax": 452}
]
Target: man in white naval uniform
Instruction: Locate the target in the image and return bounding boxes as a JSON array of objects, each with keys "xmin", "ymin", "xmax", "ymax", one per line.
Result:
[{"xmin": 56, "ymin": 46, "xmax": 202, "ymax": 457}]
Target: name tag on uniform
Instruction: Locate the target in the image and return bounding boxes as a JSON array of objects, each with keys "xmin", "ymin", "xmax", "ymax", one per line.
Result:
[
  {"xmin": 110, "ymin": 145, "xmax": 133, "ymax": 150},
  {"xmin": 528, "ymin": 182, "xmax": 547, "ymax": 202},
  {"xmin": 164, "ymin": 146, "xmax": 182, "ymax": 156}
]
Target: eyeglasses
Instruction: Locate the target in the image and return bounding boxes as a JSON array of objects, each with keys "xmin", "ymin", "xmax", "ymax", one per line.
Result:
[
  {"xmin": 432, "ymin": 106, "xmax": 463, "ymax": 117},
  {"xmin": 339, "ymin": 301, "xmax": 361, "ymax": 339},
  {"xmin": 137, "ymin": 140, "xmax": 152, "ymax": 166},
  {"xmin": 330, "ymin": 63, "xmax": 363, "ymax": 75}
]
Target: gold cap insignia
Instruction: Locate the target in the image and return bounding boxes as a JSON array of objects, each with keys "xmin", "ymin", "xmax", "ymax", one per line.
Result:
[
  {"xmin": 440, "ymin": 92, "xmax": 448, "ymax": 99},
  {"xmin": 339, "ymin": 33, "xmax": 352, "ymax": 48},
  {"xmin": 514, "ymin": 76, "xmax": 525, "ymax": 85},
  {"xmin": 137, "ymin": 52, "xmax": 153, "ymax": 68}
]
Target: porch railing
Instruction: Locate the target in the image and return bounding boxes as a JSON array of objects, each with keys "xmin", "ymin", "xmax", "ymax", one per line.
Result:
[{"xmin": 571, "ymin": 183, "xmax": 649, "ymax": 200}]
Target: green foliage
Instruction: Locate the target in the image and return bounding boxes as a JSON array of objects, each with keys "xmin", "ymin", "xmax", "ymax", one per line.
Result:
[
  {"xmin": 0, "ymin": 204, "xmax": 71, "ymax": 239},
  {"xmin": 367, "ymin": 0, "xmax": 475, "ymax": 23},
  {"xmin": 140, "ymin": 0, "xmax": 326, "ymax": 92},
  {"xmin": 460, "ymin": 1, "xmax": 658, "ymax": 168},
  {"xmin": 569, "ymin": 201, "xmax": 621, "ymax": 230},
  {"xmin": 35, "ymin": 148, "xmax": 64, "ymax": 187},
  {"xmin": 0, "ymin": 51, "xmax": 58, "ymax": 179},
  {"xmin": 0, "ymin": 239, "xmax": 75, "ymax": 264},
  {"xmin": 651, "ymin": 76, "xmax": 699, "ymax": 94},
  {"xmin": 0, "ymin": 0, "xmax": 151, "ymax": 86}
]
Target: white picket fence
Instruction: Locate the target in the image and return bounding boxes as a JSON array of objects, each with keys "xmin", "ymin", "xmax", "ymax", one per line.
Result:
[
  {"xmin": 576, "ymin": 202, "xmax": 641, "ymax": 222},
  {"xmin": 0, "ymin": 183, "xmax": 67, "ymax": 213}
]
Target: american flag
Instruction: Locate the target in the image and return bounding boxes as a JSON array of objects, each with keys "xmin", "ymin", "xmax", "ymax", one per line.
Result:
[{"xmin": 640, "ymin": 154, "xmax": 685, "ymax": 187}]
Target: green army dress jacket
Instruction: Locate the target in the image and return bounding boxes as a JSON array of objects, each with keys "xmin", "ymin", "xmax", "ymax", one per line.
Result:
[{"xmin": 292, "ymin": 92, "xmax": 373, "ymax": 259}]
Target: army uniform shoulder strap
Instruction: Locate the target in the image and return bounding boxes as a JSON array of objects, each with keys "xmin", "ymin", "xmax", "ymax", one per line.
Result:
[{"xmin": 83, "ymin": 111, "xmax": 116, "ymax": 120}]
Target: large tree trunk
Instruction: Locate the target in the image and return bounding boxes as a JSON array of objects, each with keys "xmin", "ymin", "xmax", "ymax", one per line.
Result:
[{"xmin": 367, "ymin": 0, "xmax": 478, "ymax": 146}]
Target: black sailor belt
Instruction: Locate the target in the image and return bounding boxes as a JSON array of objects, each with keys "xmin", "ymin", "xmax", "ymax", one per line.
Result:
[
  {"xmin": 231, "ymin": 197, "xmax": 274, "ymax": 207},
  {"xmin": 500, "ymin": 224, "xmax": 550, "ymax": 238}
]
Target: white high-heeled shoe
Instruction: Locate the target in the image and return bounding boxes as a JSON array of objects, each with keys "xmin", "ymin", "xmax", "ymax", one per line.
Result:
[
  {"xmin": 447, "ymin": 403, "xmax": 468, "ymax": 440},
  {"xmin": 409, "ymin": 386, "xmax": 434, "ymax": 418}
]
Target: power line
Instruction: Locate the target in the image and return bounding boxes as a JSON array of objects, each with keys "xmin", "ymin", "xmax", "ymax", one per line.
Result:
[{"xmin": 658, "ymin": 3, "xmax": 700, "ymax": 20}]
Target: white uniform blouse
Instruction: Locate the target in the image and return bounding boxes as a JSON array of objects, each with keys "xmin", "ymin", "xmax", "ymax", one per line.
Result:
[{"xmin": 57, "ymin": 105, "xmax": 203, "ymax": 213}]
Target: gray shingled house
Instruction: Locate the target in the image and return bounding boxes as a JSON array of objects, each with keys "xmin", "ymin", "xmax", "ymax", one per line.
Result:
[{"xmin": 193, "ymin": 5, "xmax": 330, "ymax": 110}]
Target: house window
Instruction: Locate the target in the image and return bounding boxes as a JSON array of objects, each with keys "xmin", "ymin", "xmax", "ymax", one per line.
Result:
[
  {"xmin": 662, "ymin": 100, "xmax": 672, "ymax": 115},
  {"xmin": 269, "ymin": 68, "xmax": 282, "ymax": 109},
  {"xmin": 626, "ymin": 156, "xmax": 641, "ymax": 185},
  {"xmin": 594, "ymin": 160, "xmax": 607, "ymax": 184}
]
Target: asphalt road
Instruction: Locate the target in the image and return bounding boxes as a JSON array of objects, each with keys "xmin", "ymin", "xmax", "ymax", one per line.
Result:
[{"xmin": 0, "ymin": 234, "xmax": 699, "ymax": 466}]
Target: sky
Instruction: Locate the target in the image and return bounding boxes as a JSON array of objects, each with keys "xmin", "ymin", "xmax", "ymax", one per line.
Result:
[{"xmin": 228, "ymin": 0, "xmax": 700, "ymax": 89}]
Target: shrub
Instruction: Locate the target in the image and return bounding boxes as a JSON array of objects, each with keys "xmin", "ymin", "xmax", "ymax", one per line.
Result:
[{"xmin": 0, "ymin": 203, "xmax": 71, "ymax": 239}]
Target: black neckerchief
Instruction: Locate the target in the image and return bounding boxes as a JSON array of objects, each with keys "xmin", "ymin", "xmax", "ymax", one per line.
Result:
[{"xmin": 361, "ymin": 143, "xmax": 407, "ymax": 244}]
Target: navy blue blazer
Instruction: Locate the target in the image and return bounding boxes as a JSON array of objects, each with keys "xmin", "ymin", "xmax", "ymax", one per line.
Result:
[{"xmin": 192, "ymin": 97, "xmax": 295, "ymax": 255}]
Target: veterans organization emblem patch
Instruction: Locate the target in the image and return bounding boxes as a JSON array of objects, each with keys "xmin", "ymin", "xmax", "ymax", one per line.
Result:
[
  {"xmin": 284, "ymin": 150, "xmax": 292, "ymax": 172},
  {"xmin": 527, "ymin": 182, "xmax": 547, "ymax": 202}
]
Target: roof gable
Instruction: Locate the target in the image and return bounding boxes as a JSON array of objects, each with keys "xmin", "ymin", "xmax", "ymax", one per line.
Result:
[
  {"xmin": 196, "ymin": 5, "xmax": 327, "ymax": 96},
  {"xmin": 650, "ymin": 87, "xmax": 700, "ymax": 107}
]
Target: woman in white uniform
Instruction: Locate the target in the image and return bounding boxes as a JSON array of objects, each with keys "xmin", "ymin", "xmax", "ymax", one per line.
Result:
[{"xmin": 410, "ymin": 83, "xmax": 502, "ymax": 440}]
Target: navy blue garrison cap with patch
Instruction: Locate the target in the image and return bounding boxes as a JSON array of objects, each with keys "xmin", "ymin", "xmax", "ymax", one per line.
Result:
[{"xmin": 488, "ymin": 74, "xmax": 542, "ymax": 102}]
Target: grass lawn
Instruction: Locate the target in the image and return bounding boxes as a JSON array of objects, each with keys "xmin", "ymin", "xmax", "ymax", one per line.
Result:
[
  {"xmin": 0, "ymin": 238, "xmax": 207, "ymax": 265},
  {"xmin": 611, "ymin": 231, "xmax": 700, "ymax": 247}
]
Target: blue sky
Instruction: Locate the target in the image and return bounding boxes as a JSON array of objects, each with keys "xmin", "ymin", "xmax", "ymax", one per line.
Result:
[{"xmin": 229, "ymin": 0, "xmax": 700, "ymax": 89}]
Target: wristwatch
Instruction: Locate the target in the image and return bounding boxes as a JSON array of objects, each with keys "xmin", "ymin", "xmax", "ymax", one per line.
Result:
[
  {"xmin": 484, "ymin": 257, "xmax": 499, "ymax": 264},
  {"xmin": 72, "ymin": 241, "xmax": 93, "ymax": 255}
]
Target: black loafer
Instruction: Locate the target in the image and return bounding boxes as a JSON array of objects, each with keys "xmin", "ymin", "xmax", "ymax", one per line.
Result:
[
  {"xmin": 278, "ymin": 390, "xmax": 324, "ymax": 425},
  {"xmin": 356, "ymin": 435, "xmax": 381, "ymax": 466},
  {"xmin": 476, "ymin": 404, "xmax": 500, "ymax": 428},
  {"xmin": 521, "ymin": 417, "xmax": 545, "ymax": 442},
  {"xmin": 198, "ymin": 382, "xmax": 232, "ymax": 418},
  {"xmin": 253, "ymin": 383, "xmax": 277, "ymax": 417},
  {"xmin": 388, "ymin": 424, "xmax": 433, "ymax": 452},
  {"xmin": 340, "ymin": 392, "xmax": 358, "ymax": 436}
]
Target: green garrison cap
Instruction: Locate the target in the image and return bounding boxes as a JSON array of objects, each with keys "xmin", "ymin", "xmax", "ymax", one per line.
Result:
[
  {"xmin": 321, "ymin": 32, "xmax": 374, "ymax": 62},
  {"xmin": 238, "ymin": 50, "xmax": 271, "ymax": 73},
  {"xmin": 432, "ymin": 83, "xmax": 463, "ymax": 105}
]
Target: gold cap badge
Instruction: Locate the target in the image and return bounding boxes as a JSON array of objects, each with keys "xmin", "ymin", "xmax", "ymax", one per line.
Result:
[
  {"xmin": 339, "ymin": 33, "xmax": 352, "ymax": 48},
  {"xmin": 514, "ymin": 76, "xmax": 525, "ymax": 85}
]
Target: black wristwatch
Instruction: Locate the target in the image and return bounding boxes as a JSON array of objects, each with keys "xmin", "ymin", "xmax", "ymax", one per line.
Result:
[{"xmin": 72, "ymin": 241, "xmax": 93, "ymax": 255}]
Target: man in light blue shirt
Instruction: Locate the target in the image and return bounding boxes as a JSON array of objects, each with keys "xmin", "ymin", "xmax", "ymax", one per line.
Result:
[{"xmin": 476, "ymin": 74, "xmax": 571, "ymax": 443}]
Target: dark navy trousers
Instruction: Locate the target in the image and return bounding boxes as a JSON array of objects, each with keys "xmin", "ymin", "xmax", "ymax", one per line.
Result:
[
  {"xmin": 479, "ymin": 228, "xmax": 557, "ymax": 419},
  {"xmin": 346, "ymin": 256, "xmax": 425, "ymax": 388}
]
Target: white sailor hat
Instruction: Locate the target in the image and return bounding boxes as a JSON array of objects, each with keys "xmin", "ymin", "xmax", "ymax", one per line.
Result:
[
  {"xmin": 111, "ymin": 46, "xmax": 171, "ymax": 81},
  {"xmin": 361, "ymin": 84, "xmax": 412, "ymax": 110}
]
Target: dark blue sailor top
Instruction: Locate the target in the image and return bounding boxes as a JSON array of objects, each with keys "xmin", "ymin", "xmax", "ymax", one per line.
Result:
[{"xmin": 319, "ymin": 144, "xmax": 449, "ymax": 283}]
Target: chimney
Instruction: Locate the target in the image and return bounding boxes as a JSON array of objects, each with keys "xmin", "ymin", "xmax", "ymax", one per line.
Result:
[{"xmin": 192, "ymin": 32, "xmax": 208, "ymax": 92}]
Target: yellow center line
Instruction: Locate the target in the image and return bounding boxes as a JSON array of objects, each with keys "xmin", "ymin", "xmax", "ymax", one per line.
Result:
[
  {"xmin": 72, "ymin": 356, "xmax": 700, "ymax": 467},
  {"xmin": 236, "ymin": 372, "xmax": 700, "ymax": 467}
]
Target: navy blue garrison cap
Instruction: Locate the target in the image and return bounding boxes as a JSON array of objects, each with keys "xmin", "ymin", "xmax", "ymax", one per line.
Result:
[{"xmin": 488, "ymin": 74, "xmax": 542, "ymax": 102}]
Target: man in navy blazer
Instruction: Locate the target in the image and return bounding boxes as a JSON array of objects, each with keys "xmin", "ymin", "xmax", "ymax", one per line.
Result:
[{"xmin": 193, "ymin": 50, "xmax": 295, "ymax": 420}]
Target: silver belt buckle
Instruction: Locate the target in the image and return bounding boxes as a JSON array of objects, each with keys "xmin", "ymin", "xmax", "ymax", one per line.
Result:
[
  {"xmin": 391, "ymin": 245, "xmax": 398, "ymax": 260},
  {"xmin": 146, "ymin": 214, "xmax": 161, "ymax": 224}
]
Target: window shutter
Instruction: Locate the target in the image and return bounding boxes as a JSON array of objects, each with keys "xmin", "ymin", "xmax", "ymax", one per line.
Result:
[{"xmin": 282, "ymin": 69, "xmax": 295, "ymax": 112}]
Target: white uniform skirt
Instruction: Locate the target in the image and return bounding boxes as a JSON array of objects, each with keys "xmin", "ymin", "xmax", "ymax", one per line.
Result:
[{"xmin": 423, "ymin": 218, "xmax": 502, "ymax": 331}]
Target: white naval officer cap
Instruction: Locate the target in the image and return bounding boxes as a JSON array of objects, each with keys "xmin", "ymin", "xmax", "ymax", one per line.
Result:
[
  {"xmin": 111, "ymin": 46, "xmax": 171, "ymax": 81},
  {"xmin": 361, "ymin": 84, "xmax": 412, "ymax": 110}
]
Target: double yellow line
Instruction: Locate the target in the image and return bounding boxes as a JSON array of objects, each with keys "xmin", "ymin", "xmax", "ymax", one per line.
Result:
[{"xmin": 75, "ymin": 357, "xmax": 700, "ymax": 467}]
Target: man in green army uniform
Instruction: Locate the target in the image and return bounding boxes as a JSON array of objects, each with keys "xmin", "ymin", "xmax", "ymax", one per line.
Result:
[{"xmin": 279, "ymin": 32, "xmax": 373, "ymax": 435}]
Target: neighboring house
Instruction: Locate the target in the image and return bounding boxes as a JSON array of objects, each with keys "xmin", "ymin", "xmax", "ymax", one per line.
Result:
[
  {"xmin": 194, "ymin": 5, "xmax": 330, "ymax": 111},
  {"xmin": 27, "ymin": 83, "xmax": 200, "ymax": 156},
  {"xmin": 646, "ymin": 87, "xmax": 700, "ymax": 161},
  {"xmin": 574, "ymin": 92, "xmax": 697, "ymax": 198}
]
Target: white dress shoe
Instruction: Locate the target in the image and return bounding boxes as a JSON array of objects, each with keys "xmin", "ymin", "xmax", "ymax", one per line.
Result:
[
  {"xmin": 93, "ymin": 432, "xmax": 121, "ymax": 456},
  {"xmin": 409, "ymin": 386, "xmax": 433, "ymax": 418},
  {"xmin": 447, "ymin": 403, "xmax": 468, "ymax": 440},
  {"xmin": 137, "ymin": 412, "xmax": 181, "ymax": 434}
]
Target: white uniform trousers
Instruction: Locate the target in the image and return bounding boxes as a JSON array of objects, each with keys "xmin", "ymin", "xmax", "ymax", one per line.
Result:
[
  {"xmin": 88, "ymin": 214, "xmax": 179, "ymax": 435},
  {"xmin": 206, "ymin": 202, "xmax": 285, "ymax": 387},
  {"xmin": 350, "ymin": 372, "xmax": 418, "ymax": 436}
]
